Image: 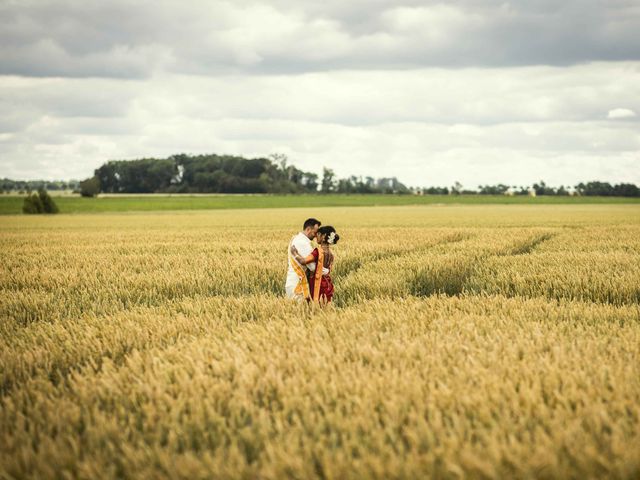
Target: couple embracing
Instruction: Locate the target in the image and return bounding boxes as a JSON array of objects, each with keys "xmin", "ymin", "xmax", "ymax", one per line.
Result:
[{"xmin": 285, "ymin": 218, "xmax": 340, "ymax": 304}]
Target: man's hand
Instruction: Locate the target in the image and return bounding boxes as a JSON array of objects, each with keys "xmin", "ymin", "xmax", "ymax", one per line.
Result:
[{"xmin": 290, "ymin": 245, "xmax": 306, "ymax": 265}]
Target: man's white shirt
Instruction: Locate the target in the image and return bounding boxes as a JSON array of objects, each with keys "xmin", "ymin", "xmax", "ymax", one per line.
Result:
[{"xmin": 285, "ymin": 232, "xmax": 316, "ymax": 299}]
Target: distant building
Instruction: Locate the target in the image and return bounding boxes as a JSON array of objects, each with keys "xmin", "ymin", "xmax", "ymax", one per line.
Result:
[{"xmin": 528, "ymin": 187, "xmax": 537, "ymax": 197}]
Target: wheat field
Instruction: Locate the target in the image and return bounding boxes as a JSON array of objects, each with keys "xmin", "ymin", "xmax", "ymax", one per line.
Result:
[{"xmin": 1, "ymin": 205, "xmax": 639, "ymax": 479}]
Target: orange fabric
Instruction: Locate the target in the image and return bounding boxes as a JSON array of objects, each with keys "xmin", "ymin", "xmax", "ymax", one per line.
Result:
[
  {"xmin": 289, "ymin": 239, "xmax": 310, "ymax": 299},
  {"xmin": 312, "ymin": 247, "xmax": 324, "ymax": 302}
]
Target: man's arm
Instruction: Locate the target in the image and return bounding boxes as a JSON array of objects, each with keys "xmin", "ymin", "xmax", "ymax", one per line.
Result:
[
  {"xmin": 290, "ymin": 246, "xmax": 315, "ymax": 265},
  {"xmin": 291, "ymin": 238, "xmax": 315, "ymax": 271}
]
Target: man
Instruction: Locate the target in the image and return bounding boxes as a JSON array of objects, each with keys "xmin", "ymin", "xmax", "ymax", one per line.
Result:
[{"xmin": 285, "ymin": 218, "xmax": 321, "ymax": 300}]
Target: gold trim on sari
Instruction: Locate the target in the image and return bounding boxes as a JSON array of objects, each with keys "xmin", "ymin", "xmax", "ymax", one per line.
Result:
[
  {"xmin": 289, "ymin": 237, "xmax": 310, "ymax": 299},
  {"xmin": 312, "ymin": 247, "xmax": 324, "ymax": 303}
]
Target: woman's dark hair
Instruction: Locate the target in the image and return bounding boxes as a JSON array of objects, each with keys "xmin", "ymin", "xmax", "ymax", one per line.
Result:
[{"xmin": 318, "ymin": 225, "xmax": 340, "ymax": 245}]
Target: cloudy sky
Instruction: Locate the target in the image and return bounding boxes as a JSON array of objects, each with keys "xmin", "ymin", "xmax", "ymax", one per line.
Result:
[{"xmin": 1, "ymin": 0, "xmax": 639, "ymax": 187}]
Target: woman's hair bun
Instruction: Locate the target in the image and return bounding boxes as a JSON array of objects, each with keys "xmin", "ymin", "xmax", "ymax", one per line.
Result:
[{"xmin": 318, "ymin": 225, "xmax": 339, "ymax": 244}]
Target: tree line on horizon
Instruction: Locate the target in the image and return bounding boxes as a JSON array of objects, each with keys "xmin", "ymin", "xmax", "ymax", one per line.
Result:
[
  {"xmin": 1, "ymin": 153, "xmax": 639, "ymax": 197},
  {"xmin": 0, "ymin": 179, "xmax": 80, "ymax": 193},
  {"xmin": 80, "ymin": 153, "xmax": 413, "ymax": 196}
]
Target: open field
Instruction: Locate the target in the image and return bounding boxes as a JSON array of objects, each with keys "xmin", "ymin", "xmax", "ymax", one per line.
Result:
[
  {"xmin": 1, "ymin": 205, "xmax": 640, "ymax": 479},
  {"xmin": 2, "ymin": 193, "xmax": 640, "ymax": 215}
]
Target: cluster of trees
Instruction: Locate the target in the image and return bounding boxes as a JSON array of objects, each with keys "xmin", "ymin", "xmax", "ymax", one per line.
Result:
[
  {"xmin": 575, "ymin": 181, "xmax": 640, "ymax": 197},
  {"xmin": 80, "ymin": 154, "xmax": 410, "ymax": 196},
  {"xmin": 0, "ymin": 178, "xmax": 80, "ymax": 193},
  {"xmin": 437, "ymin": 180, "xmax": 640, "ymax": 197},
  {"xmin": 88, "ymin": 154, "xmax": 317, "ymax": 195},
  {"xmin": 319, "ymin": 168, "xmax": 410, "ymax": 194},
  {"xmin": 473, "ymin": 182, "xmax": 563, "ymax": 196},
  {"xmin": 22, "ymin": 189, "xmax": 59, "ymax": 214}
]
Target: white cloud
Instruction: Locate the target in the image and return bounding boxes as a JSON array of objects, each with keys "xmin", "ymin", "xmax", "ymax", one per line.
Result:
[
  {"xmin": 0, "ymin": 1, "xmax": 639, "ymax": 186},
  {"xmin": 1, "ymin": 63, "xmax": 639, "ymax": 185},
  {"xmin": 1, "ymin": 0, "xmax": 640, "ymax": 77},
  {"xmin": 607, "ymin": 108, "xmax": 637, "ymax": 119}
]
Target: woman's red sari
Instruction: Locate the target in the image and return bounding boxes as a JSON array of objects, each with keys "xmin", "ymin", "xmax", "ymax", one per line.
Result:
[{"xmin": 308, "ymin": 247, "xmax": 334, "ymax": 303}]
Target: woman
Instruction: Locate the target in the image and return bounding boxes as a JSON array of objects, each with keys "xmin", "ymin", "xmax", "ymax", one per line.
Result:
[{"xmin": 292, "ymin": 225, "xmax": 340, "ymax": 304}]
